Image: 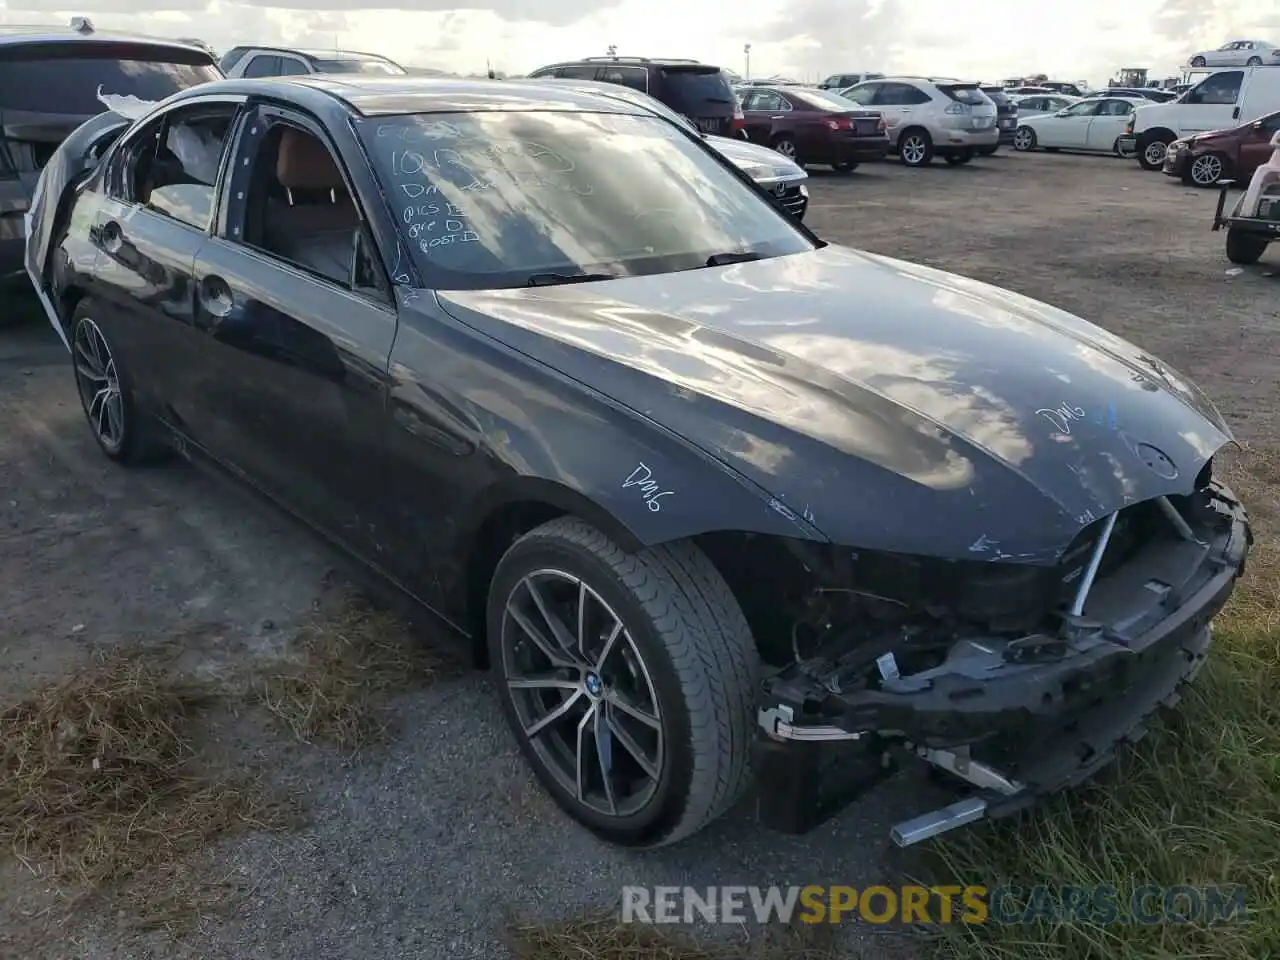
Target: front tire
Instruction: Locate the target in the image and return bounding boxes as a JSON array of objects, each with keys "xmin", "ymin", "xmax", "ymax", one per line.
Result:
[
  {"xmin": 1247, "ymin": 56, "xmax": 1262, "ymax": 66},
  {"xmin": 70, "ymin": 300, "xmax": 168, "ymax": 465},
  {"xmin": 1013, "ymin": 126, "xmax": 1037, "ymax": 151},
  {"xmin": 1226, "ymin": 229, "xmax": 1267, "ymax": 265},
  {"xmin": 1185, "ymin": 152, "xmax": 1228, "ymax": 187},
  {"xmin": 487, "ymin": 517, "xmax": 759, "ymax": 847},
  {"xmin": 1137, "ymin": 131, "xmax": 1173, "ymax": 170}
]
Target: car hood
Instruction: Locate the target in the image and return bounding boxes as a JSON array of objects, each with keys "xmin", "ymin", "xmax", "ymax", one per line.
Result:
[
  {"xmin": 705, "ymin": 134, "xmax": 807, "ymax": 183},
  {"xmin": 434, "ymin": 245, "xmax": 1233, "ymax": 562}
]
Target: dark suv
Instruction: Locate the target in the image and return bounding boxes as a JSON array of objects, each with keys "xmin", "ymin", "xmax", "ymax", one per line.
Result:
[
  {"xmin": 0, "ymin": 19, "xmax": 221, "ymax": 287},
  {"xmin": 528, "ymin": 56, "xmax": 743, "ymax": 138},
  {"xmin": 980, "ymin": 86, "xmax": 1018, "ymax": 152}
]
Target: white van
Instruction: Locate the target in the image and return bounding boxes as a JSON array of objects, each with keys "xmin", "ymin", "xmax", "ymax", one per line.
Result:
[{"xmin": 1120, "ymin": 66, "xmax": 1280, "ymax": 169}]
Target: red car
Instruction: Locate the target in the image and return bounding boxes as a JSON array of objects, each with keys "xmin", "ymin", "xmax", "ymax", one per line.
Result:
[
  {"xmin": 1162, "ymin": 110, "xmax": 1280, "ymax": 187},
  {"xmin": 738, "ymin": 85, "xmax": 890, "ymax": 172}
]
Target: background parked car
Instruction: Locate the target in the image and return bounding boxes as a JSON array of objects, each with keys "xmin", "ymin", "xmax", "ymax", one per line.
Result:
[
  {"xmin": 1039, "ymin": 80, "xmax": 1085, "ymax": 97},
  {"xmin": 1163, "ymin": 109, "xmax": 1280, "ymax": 186},
  {"xmin": 1188, "ymin": 40, "xmax": 1280, "ymax": 68},
  {"xmin": 738, "ymin": 85, "xmax": 889, "ymax": 171},
  {"xmin": 0, "ymin": 18, "xmax": 221, "ymax": 294},
  {"xmin": 528, "ymin": 56, "xmax": 743, "ymax": 137},
  {"xmin": 1013, "ymin": 96, "xmax": 1143, "ymax": 156},
  {"xmin": 1086, "ymin": 86, "xmax": 1177, "ymax": 102},
  {"xmin": 220, "ymin": 45, "xmax": 406, "ymax": 77},
  {"xmin": 981, "ymin": 86, "xmax": 1018, "ymax": 151},
  {"xmin": 839, "ymin": 76, "xmax": 998, "ymax": 167},
  {"xmin": 818, "ymin": 71, "xmax": 883, "ymax": 90},
  {"xmin": 1010, "ymin": 93, "xmax": 1079, "ymax": 116}
]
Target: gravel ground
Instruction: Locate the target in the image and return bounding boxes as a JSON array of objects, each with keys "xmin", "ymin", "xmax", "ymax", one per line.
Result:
[{"xmin": 1, "ymin": 148, "xmax": 1277, "ymax": 960}]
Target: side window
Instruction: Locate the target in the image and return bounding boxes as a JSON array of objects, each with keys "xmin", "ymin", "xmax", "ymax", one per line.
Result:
[
  {"xmin": 901, "ymin": 85, "xmax": 931, "ymax": 105},
  {"xmin": 873, "ymin": 83, "xmax": 911, "ymax": 106},
  {"xmin": 754, "ymin": 91, "xmax": 785, "ymax": 111},
  {"xmin": 1062, "ymin": 101, "xmax": 1098, "ymax": 117},
  {"xmin": 527, "ymin": 66, "xmax": 555, "ymax": 79},
  {"xmin": 242, "ymin": 55, "xmax": 281, "ymax": 78},
  {"xmin": 558, "ymin": 65, "xmax": 600, "ymax": 80},
  {"xmin": 114, "ymin": 104, "xmax": 238, "ymax": 231},
  {"xmin": 277, "ymin": 57, "xmax": 310, "ymax": 76},
  {"xmin": 1098, "ymin": 99, "xmax": 1133, "ymax": 116},
  {"xmin": 739, "ymin": 90, "xmax": 763, "ymax": 111},
  {"xmin": 599, "ymin": 66, "xmax": 648, "ymax": 92},
  {"xmin": 1186, "ymin": 71, "xmax": 1243, "ymax": 105},
  {"xmin": 841, "ymin": 84, "xmax": 876, "ymax": 106},
  {"xmin": 231, "ymin": 120, "xmax": 368, "ymax": 291}
]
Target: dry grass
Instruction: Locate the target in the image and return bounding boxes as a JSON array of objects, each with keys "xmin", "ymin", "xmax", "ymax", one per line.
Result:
[
  {"xmin": 252, "ymin": 598, "xmax": 439, "ymax": 750},
  {"xmin": 503, "ymin": 910, "xmax": 865, "ymax": 960},
  {"xmin": 922, "ymin": 444, "xmax": 1280, "ymax": 960},
  {"xmin": 0, "ymin": 646, "xmax": 294, "ymax": 927}
]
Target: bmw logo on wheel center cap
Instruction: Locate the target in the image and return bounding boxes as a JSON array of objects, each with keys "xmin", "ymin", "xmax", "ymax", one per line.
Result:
[{"xmin": 584, "ymin": 672, "xmax": 603, "ymax": 696}]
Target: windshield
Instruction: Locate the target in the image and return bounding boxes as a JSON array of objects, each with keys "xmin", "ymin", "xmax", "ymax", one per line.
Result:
[
  {"xmin": 359, "ymin": 110, "xmax": 813, "ymax": 290},
  {"xmin": 0, "ymin": 47, "xmax": 221, "ymax": 114},
  {"xmin": 314, "ymin": 57, "xmax": 404, "ymax": 75},
  {"xmin": 791, "ymin": 89, "xmax": 866, "ymax": 111}
]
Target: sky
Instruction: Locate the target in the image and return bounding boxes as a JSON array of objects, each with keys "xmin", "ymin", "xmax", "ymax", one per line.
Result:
[{"xmin": 0, "ymin": 0, "xmax": 1277, "ymax": 87}]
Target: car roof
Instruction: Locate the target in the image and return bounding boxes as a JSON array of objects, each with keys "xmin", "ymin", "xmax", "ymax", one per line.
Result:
[
  {"xmin": 538, "ymin": 56, "xmax": 720, "ymax": 70},
  {"xmin": 240, "ymin": 45, "xmax": 393, "ymax": 62},
  {"xmin": 0, "ymin": 24, "xmax": 210, "ymax": 54},
  {"xmin": 169, "ymin": 75, "xmax": 655, "ymax": 117}
]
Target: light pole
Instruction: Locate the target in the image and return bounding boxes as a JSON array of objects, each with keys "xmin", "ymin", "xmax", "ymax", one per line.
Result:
[
  {"xmin": 607, "ymin": 44, "xmax": 617, "ymax": 57},
  {"xmin": 743, "ymin": 43, "xmax": 751, "ymax": 81}
]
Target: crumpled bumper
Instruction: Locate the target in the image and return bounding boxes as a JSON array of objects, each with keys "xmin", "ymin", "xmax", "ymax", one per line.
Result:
[{"xmin": 752, "ymin": 483, "xmax": 1251, "ymax": 841}]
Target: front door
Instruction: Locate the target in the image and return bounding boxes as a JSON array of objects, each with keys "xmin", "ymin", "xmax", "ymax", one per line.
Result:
[
  {"xmin": 1044, "ymin": 100, "xmax": 1097, "ymax": 147},
  {"xmin": 185, "ymin": 106, "xmax": 399, "ymax": 555},
  {"xmin": 1178, "ymin": 70, "xmax": 1245, "ymax": 134}
]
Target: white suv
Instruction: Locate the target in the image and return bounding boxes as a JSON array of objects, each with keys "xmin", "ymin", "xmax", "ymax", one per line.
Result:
[{"xmin": 839, "ymin": 76, "xmax": 999, "ymax": 166}]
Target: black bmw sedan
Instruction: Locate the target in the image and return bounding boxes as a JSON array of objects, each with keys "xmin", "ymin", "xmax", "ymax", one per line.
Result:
[{"xmin": 27, "ymin": 76, "xmax": 1251, "ymax": 850}]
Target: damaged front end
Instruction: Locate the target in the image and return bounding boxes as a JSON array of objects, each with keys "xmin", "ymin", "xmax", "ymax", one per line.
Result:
[{"xmin": 709, "ymin": 470, "xmax": 1252, "ymax": 846}]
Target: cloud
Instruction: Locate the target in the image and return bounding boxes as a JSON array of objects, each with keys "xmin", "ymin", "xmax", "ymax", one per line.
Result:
[{"xmin": 3, "ymin": 0, "xmax": 609, "ymax": 26}]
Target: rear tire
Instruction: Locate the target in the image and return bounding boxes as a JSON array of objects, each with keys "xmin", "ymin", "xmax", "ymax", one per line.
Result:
[
  {"xmin": 898, "ymin": 128, "xmax": 933, "ymax": 167},
  {"xmin": 1013, "ymin": 126, "xmax": 1036, "ymax": 151},
  {"xmin": 487, "ymin": 517, "xmax": 760, "ymax": 848},
  {"xmin": 1225, "ymin": 229, "xmax": 1267, "ymax": 265},
  {"xmin": 69, "ymin": 299, "xmax": 169, "ymax": 465},
  {"xmin": 1247, "ymin": 56, "xmax": 1262, "ymax": 67}
]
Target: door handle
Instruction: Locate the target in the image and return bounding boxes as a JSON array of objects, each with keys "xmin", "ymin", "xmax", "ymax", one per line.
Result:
[
  {"xmin": 101, "ymin": 220, "xmax": 123, "ymax": 254},
  {"xmin": 771, "ymin": 115, "xmax": 785, "ymax": 119},
  {"xmin": 200, "ymin": 274, "xmax": 234, "ymax": 318},
  {"xmin": 1232, "ymin": 106, "xmax": 1240, "ymax": 119}
]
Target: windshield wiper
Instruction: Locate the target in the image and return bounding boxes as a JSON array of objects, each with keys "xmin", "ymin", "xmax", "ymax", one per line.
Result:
[
  {"xmin": 526, "ymin": 272, "xmax": 617, "ymax": 287},
  {"xmin": 705, "ymin": 251, "xmax": 765, "ymax": 267}
]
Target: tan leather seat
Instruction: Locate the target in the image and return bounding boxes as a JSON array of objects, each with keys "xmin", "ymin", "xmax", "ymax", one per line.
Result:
[{"xmin": 265, "ymin": 128, "xmax": 358, "ymax": 283}]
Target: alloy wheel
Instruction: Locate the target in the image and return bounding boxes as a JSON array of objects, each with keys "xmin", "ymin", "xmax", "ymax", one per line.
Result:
[
  {"xmin": 73, "ymin": 317, "xmax": 124, "ymax": 452},
  {"xmin": 1013, "ymin": 127, "xmax": 1034, "ymax": 151},
  {"xmin": 1143, "ymin": 140, "xmax": 1168, "ymax": 168},
  {"xmin": 773, "ymin": 139, "xmax": 796, "ymax": 158},
  {"xmin": 902, "ymin": 135, "xmax": 927, "ymax": 165},
  {"xmin": 1189, "ymin": 153, "xmax": 1223, "ymax": 186},
  {"xmin": 500, "ymin": 569, "xmax": 664, "ymax": 818}
]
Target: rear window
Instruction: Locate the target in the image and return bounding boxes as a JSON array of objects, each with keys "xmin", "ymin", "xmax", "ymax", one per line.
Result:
[
  {"xmin": 0, "ymin": 44, "xmax": 221, "ymax": 115},
  {"xmin": 791, "ymin": 89, "xmax": 867, "ymax": 112},
  {"xmin": 660, "ymin": 67, "xmax": 735, "ymax": 113},
  {"xmin": 938, "ymin": 84, "xmax": 989, "ymax": 106},
  {"xmin": 312, "ymin": 58, "xmax": 405, "ymax": 76},
  {"xmin": 981, "ymin": 88, "xmax": 1011, "ymax": 106}
]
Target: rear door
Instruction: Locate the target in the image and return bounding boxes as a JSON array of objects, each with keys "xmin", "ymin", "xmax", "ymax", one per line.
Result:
[
  {"xmin": 657, "ymin": 65, "xmax": 736, "ymax": 135},
  {"xmin": 738, "ymin": 89, "xmax": 788, "ymax": 145},
  {"xmin": 1237, "ymin": 110, "xmax": 1280, "ymax": 176},
  {"xmin": 90, "ymin": 97, "xmax": 244, "ymax": 409},
  {"xmin": 1039, "ymin": 99, "xmax": 1096, "ymax": 147},
  {"xmin": 0, "ymin": 41, "xmax": 222, "ymax": 273},
  {"xmin": 1086, "ymin": 98, "xmax": 1136, "ymax": 150},
  {"xmin": 869, "ymin": 82, "xmax": 927, "ymax": 142}
]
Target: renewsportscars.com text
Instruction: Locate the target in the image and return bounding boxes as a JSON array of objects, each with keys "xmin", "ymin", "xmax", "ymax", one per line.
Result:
[{"xmin": 621, "ymin": 884, "xmax": 1249, "ymax": 926}]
